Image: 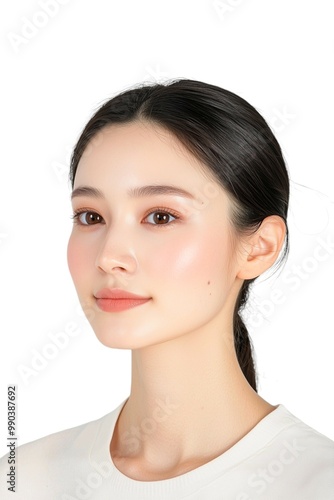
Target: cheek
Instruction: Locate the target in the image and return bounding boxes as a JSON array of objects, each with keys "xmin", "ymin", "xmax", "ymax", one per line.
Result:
[
  {"xmin": 67, "ymin": 235, "xmax": 79, "ymax": 282},
  {"xmin": 148, "ymin": 228, "xmax": 232, "ymax": 290},
  {"xmin": 67, "ymin": 233, "xmax": 92, "ymax": 285}
]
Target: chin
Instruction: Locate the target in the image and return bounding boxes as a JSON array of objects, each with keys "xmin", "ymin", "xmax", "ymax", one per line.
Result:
[{"xmin": 93, "ymin": 329, "xmax": 147, "ymax": 350}]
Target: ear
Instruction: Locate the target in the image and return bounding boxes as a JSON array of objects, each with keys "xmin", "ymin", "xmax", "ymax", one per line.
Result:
[{"xmin": 237, "ymin": 215, "xmax": 286, "ymax": 280}]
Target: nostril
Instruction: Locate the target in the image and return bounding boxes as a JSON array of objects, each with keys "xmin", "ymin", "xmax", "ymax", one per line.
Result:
[{"xmin": 96, "ymin": 254, "xmax": 138, "ymax": 278}]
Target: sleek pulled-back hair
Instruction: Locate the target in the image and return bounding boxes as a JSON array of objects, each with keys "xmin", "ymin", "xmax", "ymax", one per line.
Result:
[{"xmin": 69, "ymin": 78, "xmax": 290, "ymax": 392}]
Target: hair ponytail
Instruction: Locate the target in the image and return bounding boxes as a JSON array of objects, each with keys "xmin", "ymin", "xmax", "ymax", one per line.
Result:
[{"xmin": 233, "ymin": 280, "xmax": 257, "ymax": 391}]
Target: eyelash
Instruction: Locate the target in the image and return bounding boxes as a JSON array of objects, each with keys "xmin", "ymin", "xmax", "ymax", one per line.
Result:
[{"xmin": 71, "ymin": 207, "xmax": 181, "ymax": 228}]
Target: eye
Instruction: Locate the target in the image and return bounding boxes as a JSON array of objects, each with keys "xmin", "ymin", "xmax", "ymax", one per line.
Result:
[
  {"xmin": 143, "ymin": 209, "xmax": 179, "ymax": 226},
  {"xmin": 71, "ymin": 207, "xmax": 180, "ymax": 227},
  {"xmin": 71, "ymin": 210, "xmax": 104, "ymax": 226}
]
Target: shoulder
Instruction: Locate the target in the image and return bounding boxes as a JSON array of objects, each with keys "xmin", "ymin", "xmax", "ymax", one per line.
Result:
[
  {"xmin": 0, "ymin": 409, "xmax": 115, "ymax": 499},
  {"xmin": 1, "ymin": 413, "xmax": 100, "ymax": 462},
  {"xmin": 246, "ymin": 405, "xmax": 334, "ymax": 498},
  {"xmin": 272, "ymin": 405, "xmax": 334, "ymax": 456}
]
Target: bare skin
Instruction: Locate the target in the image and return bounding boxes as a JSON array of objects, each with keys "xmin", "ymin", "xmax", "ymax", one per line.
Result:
[
  {"xmin": 67, "ymin": 120, "xmax": 285, "ymax": 481},
  {"xmin": 110, "ymin": 347, "xmax": 276, "ymax": 480}
]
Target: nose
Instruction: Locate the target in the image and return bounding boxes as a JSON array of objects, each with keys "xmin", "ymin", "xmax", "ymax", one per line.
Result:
[{"xmin": 95, "ymin": 226, "xmax": 138, "ymax": 282}]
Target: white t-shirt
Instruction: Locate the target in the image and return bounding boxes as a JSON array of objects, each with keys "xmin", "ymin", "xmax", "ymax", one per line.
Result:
[{"xmin": 1, "ymin": 398, "xmax": 333, "ymax": 499}]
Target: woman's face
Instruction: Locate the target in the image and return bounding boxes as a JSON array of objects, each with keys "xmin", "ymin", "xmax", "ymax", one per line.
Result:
[{"xmin": 67, "ymin": 121, "xmax": 244, "ymax": 349}]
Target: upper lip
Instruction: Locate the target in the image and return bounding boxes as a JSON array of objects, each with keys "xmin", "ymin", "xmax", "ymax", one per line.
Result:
[{"xmin": 94, "ymin": 288, "xmax": 151, "ymax": 300}]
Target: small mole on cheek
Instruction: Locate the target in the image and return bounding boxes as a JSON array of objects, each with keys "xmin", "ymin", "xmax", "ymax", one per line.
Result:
[{"xmin": 207, "ymin": 281, "xmax": 210, "ymax": 285}]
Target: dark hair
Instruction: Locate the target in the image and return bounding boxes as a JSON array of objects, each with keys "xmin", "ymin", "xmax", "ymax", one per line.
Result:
[{"xmin": 69, "ymin": 78, "xmax": 290, "ymax": 392}]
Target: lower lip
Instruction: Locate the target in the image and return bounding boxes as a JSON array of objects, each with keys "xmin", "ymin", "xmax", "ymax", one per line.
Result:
[{"xmin": 95, "ymin": 298, "xmax": 151, "ymax": 312}]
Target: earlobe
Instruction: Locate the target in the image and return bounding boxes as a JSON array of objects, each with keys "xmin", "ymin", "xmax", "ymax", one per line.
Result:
[{"xmin": 237, "ymin": 216, "xmax": 286, "ymax": 280}]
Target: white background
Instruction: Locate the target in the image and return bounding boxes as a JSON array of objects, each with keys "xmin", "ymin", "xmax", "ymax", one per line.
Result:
[{"xmin": 0, "ymin": 0, "xmax": 333, "ymax": 459}]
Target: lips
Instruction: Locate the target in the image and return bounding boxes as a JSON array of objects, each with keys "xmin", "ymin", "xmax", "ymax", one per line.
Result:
[
  {"xmin": 95, "ymin": 288, "xmax": 150, "ymax": 300},
  {"xmin": 94, "ymin": 288, "xmax": 151, "ymax": 312}
]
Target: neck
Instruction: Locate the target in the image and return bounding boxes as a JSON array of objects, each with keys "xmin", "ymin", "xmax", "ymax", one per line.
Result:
[{"xmin": 111, "ymin": 320, "xmax": 276, "ymax": 477}]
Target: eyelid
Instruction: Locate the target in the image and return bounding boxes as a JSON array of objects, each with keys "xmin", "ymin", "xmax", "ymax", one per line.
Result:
[{"xmin": 142, "ymin": 206, "xmax": 180, "ymax": 219}]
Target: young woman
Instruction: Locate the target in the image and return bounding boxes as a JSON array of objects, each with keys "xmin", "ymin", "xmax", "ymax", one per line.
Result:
[{"xmin": 1, "ymin": 79, "xmax": 333, "ymax": 499}]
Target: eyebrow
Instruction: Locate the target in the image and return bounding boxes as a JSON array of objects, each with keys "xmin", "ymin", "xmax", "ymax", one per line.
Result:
[{"xmin": 70, "ymin": 185, "xmax": 196, "ymax": 201}]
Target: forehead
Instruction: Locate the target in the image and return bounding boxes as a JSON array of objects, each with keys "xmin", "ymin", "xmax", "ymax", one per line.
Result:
[{"xmin": 74, "ymin": 121, "xmax": 214, "ymax": 190}]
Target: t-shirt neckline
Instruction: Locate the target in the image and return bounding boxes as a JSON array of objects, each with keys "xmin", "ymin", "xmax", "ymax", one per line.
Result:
[{"xmin": 89, "ymin": 398, "xmax": 296, "ymax": 497}]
